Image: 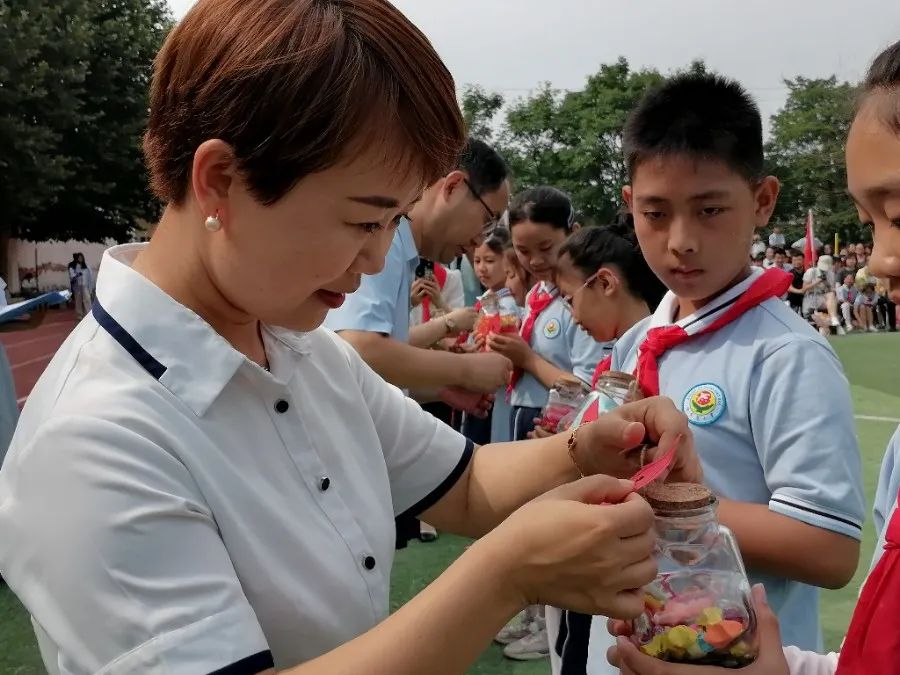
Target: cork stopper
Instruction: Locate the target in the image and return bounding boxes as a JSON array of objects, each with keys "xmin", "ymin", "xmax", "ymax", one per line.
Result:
[
  {"xmin": 596, "ymin": 370, "xmax": 636, "ymax": 387},
  {"xmin": 642, "ymin": 482, "xmax": 715, "ymax": 513}
]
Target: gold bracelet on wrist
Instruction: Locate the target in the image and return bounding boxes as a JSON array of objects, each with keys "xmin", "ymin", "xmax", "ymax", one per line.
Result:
[{"xmin": 567, "ymin": 427, "xmax": 586, "ymax": 478}]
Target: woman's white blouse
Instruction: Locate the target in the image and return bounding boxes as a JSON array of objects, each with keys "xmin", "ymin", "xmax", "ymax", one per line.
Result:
[{"xmin": 0, "ymin": 243, "xmax": 473, "ymax": 674}]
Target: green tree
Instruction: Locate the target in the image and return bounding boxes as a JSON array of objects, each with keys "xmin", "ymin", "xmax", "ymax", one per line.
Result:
[
  {"xmin": 766, "ymin": 77, "xmax": 861, "ymax": 244},
  {"xmin": 461, "ymin": 85, "xmax": 504, "ymax": 143},
  {"xmin": 0, "ymin": 0, "xmax": 91, "ymax": 246},
  {"xmin": 497, "ymin": 58, "xmax": 663, "ymax": 223},
  {"xmin": 0, "ymin": 0, "xmax": 171, "ymax": 272},
  {"xmin": 26, "ymin": 0, "xmax": 172, "ymax": 243}
]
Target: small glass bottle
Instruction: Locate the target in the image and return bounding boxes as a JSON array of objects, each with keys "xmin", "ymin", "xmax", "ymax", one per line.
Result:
[
  {"xmin": 498, "ymin": 303, "xmax": 521, "ymax": 335},
  {"xmin": 474, "ymin": 291, "xmax": 501, "ymax": 350},
  {"xmin": 630, "ymin": 482, "xmax": 758, "ymax": 668},
  {"xmin": 538, "ymin": 377, "xmax": 589, "ymax": 432},
  {"xmin": 562, "ymin": 371, "xmax": 639, "ymax": 430}
]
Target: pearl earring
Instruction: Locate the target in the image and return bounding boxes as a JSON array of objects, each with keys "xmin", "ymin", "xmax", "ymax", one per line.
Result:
[{"xmin": 204, "ymin": 214, "xmax": 221, "ymax": 232}]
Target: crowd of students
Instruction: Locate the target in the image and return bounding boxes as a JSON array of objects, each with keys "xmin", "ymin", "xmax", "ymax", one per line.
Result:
[
  {"xmin": 0, "ymin": 1, "xmax": 898, "ymax": 673},
  {"xmin": 322, "ymin": 41, "xmax": 900, "ymax": 675},
  {"xmin": 751, "ymin": 238, "xmax": 898, "ymax": 335}
]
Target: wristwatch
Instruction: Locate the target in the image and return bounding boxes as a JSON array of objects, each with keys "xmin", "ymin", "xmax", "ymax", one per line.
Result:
[{"xmin": 442, "ymin": 315, "xmax": 457, "ymax": 335}]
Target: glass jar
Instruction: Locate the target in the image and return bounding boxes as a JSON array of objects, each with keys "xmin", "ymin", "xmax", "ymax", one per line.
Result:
[
  {"xmin": 497, "ymin": 303, "xmax": 520, "ymax": 335},
  {"xmin": 474, "ymin": 291, "xmax": 501, "ymax": 349},
  {"xmin": 538, "ymin": 377, "xmax": 589, "ymax": 432},
  {"xmin": 630, "ymin": 482, "xmax": 757, "ymax": 667},
  {"xmin": 561, "ymin": 371, "xmax": 639, "ymax": 431}
]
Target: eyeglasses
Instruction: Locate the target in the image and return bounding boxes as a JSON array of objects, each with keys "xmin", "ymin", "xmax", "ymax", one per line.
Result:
[
  {"xmin": 463, "ymin": 177, "xmax": 500, "ymax": 236},
  {"xmin": 562, "ymin": 269, "xmax": 602, "ymax": 312}
]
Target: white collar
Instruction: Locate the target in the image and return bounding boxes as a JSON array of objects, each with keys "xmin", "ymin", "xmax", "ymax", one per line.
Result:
[
  {"xmin": 649, "ymin": 267, "xmax": 764, "ymax": 335},
  {"xmin": 94, "ymin": 243, "xmax": 311, "ymax": 416}
]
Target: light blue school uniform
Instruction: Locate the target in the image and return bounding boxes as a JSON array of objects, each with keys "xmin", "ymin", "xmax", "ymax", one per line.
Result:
[
  {"xmin": 509, "ymin": 283, "xmax": 612, "ymax": 411},
  {"xmin": 872, "ymin": 425, "xmax": 900, "ymax": 570},
  {"xmin": 585, "ymin": 268, "xmax": 865, "ymax": 673},
  {"xmin": 324, "ymin": 218, "xmax": 418, "ymax": 343}
]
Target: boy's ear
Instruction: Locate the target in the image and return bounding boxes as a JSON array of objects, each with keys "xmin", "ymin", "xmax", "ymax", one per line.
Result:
[
  {"xmin": 622, "ymin": 185, "xmax": 634, "ymax": 210},
  {"xmin": 754, "ymin": 176, "xmax": 781, "ymax": 227}
]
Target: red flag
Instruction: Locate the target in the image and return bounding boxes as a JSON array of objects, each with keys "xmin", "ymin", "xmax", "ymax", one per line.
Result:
[{"xmin": 803, "ymin": 210, "xmax": 817, "ymax": 269}]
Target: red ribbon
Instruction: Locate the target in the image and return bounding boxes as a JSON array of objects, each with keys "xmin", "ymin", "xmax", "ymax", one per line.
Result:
[
  {"xmin": 635, "ymin": 269, "xmax": 792, "ymax": 397},
  {"xmin": 507, "ymin": 286, "xmax": 556, "ymax": 397}
]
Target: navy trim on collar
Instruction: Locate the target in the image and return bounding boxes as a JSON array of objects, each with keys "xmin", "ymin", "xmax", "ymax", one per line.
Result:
[{"xmin": 92, "ymin": 300, "xmax": 167, "ymax": 380}]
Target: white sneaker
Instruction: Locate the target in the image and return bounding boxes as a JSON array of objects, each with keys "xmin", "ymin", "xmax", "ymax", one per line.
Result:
[
  {"xmin": 836, "ymin": 325, "xmax": 847, "ymax": 335},
  {"xmin": 503, "ymin": 627, "xmax": 550, "ymax": 661},
  {"xmin": 494, "ymin": 612, "xmax": 534, "ymax": 645},
  {"xmin": 831, "ymin": 317, "xmax": 841, "ymax": 327},
  {"xmin": 869, "ymin": 325, "xmax": 878, "ymax": 332}
]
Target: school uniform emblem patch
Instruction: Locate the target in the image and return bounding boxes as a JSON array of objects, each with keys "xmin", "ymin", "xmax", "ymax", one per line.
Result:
[
  {"xmin": 543, "ymin": 318, "xmax": 561, "ymax": 339},
  {"xmin": 683, "ymin": 383, "xmax": 726, "ymax": 426}
]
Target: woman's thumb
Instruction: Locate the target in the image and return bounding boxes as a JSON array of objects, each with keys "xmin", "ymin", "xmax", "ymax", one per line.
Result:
[{"xmin": 547, "ymin": 475, "xmax": 634, "ymax": 505}]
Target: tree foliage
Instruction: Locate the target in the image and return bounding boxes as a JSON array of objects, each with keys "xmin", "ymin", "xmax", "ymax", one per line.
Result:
[
  {"xmin": 0, "ymin": 0, "xmax": 172, "ymax": 246},
  {"xmin": 462, "ymin": 60, "xmax": 861, "ymax": 239}
]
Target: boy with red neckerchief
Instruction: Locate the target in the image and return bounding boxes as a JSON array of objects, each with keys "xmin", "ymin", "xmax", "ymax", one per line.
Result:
[
  {"xmin": 577, "ymin": 73, "xmax": 864, "ymax": 675},
  {"xmin": 607, "ymin": 39, "xmax": 900, "ymax": 675}
]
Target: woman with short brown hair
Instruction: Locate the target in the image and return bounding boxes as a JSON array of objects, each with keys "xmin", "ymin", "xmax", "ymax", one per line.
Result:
[{"xmin": 0, "ymin": 2, "xmax": 697, "ymax": 673}]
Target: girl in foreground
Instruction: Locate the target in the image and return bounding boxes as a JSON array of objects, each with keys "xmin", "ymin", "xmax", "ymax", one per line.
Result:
[{"xmin": 608, "ymin": 37, "xmax": 900, "ymax": 675}]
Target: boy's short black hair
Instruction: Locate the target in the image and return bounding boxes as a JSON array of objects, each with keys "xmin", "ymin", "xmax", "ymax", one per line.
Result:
[
  {"xmin": 623, "ymin": 72, "xmax": 764, "ymax": 183},
  {"xmin": 773, "ymin": 247, "xmax": 786, "ymax": 256}
]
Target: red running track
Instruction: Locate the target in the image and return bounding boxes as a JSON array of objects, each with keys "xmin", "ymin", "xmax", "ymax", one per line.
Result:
[{"xmin": 0, "ymin": 309, "xmax": 79, "ymax": 407}]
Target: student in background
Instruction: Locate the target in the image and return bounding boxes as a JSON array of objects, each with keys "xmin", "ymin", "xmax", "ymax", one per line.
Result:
[
  {"xmin": 773, "ymin": 247, "xmax": 792, "ymax": 271},
  {"xmin": 555, "ymin": 222, "xmax": 665, "ymax": 350},
  {"xmin": 610, "ymin": 36, "xmax": 900, "ymax": 675},
  {"xmin": 854, "ymin": 283, "xmax": 878, "ymax": 332},
  {"xmin": 488, "ymin": 187, "xmax": 610, "ymax": 662},
  {"xmin": 802, "ymin": 256, "xmax": 845, "ymax": 335},
  {"xmin": 837, "ymin": 273, "xmax": 859, "ymax": 331},
  {"xmin": 769, "ymin": 225, "xmax": 786, "ymax": 248},
  {"xmin": 462, "ymin": 228, "xmax": 520, "ymax": 445},
  {"xmin": 787, "ymin": 251, "xmax": 809, "ymax": 315},
  {"xmin": 875, "ymin": 278, "xmax": 897, "ymax": 332},
  {"xmin": 584, "ymin": 72, "xmax": 863, "ymax": 675},
  {"xmin": 69, "ymin": 252, "xmax": 93, "ymax": 319},
  {"xmin": 503, "ymin": 241, "xmax": 532, "ymax": 308},
  {"xmin": 751, "ymin": 232, "xmax": 766, "ymax": 258}
]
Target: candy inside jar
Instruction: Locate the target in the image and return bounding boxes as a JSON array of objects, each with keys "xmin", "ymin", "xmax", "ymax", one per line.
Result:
[{"xmin": 630, "ymin": 483, "xmax": 758, "ymax": 668}]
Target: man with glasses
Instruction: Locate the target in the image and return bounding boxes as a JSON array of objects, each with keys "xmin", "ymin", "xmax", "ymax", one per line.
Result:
[{"xmin": 325, "ymin": 137, "xmax": 511, "ymax": 401}]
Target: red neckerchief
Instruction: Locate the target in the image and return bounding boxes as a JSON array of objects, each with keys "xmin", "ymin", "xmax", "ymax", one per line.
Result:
[
  {"xmin": 836, "ymin": 495, "xmax": 900, "ymax": 674},
  {"xmin": 507, "ymin": 285, "xmax": 557, "ymax": 398},
  {"xmin": 635, "ymin": 269, "xmax": 792, "ymax": 397}
]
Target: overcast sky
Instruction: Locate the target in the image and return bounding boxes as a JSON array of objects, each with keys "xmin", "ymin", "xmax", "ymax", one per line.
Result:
[{"xmin": 167, "ymin": 0, "xmax": 900, "ymax": 125}]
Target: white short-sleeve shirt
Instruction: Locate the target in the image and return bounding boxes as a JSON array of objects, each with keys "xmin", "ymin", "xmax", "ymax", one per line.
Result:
[
  {"xmin": 583, "ymin": 268, "xmax": 865, "ymax": 673},
  {"xmin": 0, "ymin": 244, "xmax": 473, "ymax": 674}
]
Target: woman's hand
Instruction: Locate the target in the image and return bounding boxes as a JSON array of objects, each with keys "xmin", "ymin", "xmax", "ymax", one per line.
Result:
[
  {"xmin": 440, "ymin": 387, "xmax": 493, "ymax": 418},
  {"xmin": 446, "ymin": 307, "xmax": 478, "ymax": 334},
  {"xmin": 527, "ymin": 422, "xmax": 555, "ymax": 439},
  {"xmin": 485, "ymin": 333, "xmax": 533, "ymax": 369},
  {"xmin": 573, "ymin": 396, "xmax": 702, "ymax": 484},
  {"xmin": 410, "ymin": 277, "xmax": 443, "ymax": 308},
  {"xmin": 607, "ymin": 585, "xmax": 789, "ymax": 675},
  {"xmin": 481, "ymin": 475, "xmax": 657, "ymax": 618}
]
